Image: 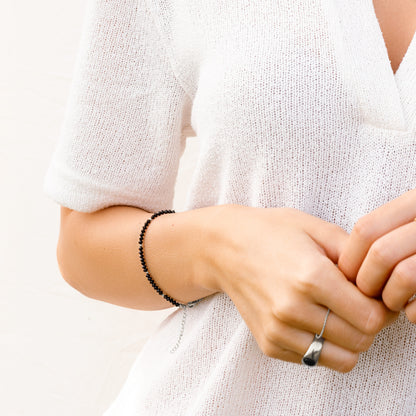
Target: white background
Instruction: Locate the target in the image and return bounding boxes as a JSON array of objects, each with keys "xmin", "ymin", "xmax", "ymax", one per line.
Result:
[{"xmin": 1, "ymin": 1, "xmax": 200, "ymax": 414}]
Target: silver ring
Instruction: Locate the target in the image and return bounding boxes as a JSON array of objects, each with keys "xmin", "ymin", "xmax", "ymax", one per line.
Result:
[{"xmin": 302, "ymin": 308, "xmax": 330, "ymax": 367}]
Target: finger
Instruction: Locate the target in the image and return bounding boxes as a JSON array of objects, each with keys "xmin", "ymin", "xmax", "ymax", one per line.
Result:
[
  {"xmin": 355, "ymin": 221, "xmax": 416, "ymax": 297},
  {"xmin": 404, "ymin": 298, "xmax": 416, "ymax": 324},
  {"xmin": 313, "ymin": 258, "xmax": 395, "ymax": 335},
  {"xmin": 263, "ymin": 324, "xmax": 359, "ymax": 373},
  {"xmin": 285, "ymin": 304, "xmax": 374, "ymax": 353},
  {"xmin": 382, "ymin": 254, "xmax": 416, "ymax": 311},
  {"xmin": 337, "ymin": 189, "xmax": 416, "ymax": 281},
  {"xmin": 299, "ymin": 212, "xmax": 349, "ymax": 263},
  {"xmin": 315, "ymin": 337, "xmax": 359, "ymax": 373}
]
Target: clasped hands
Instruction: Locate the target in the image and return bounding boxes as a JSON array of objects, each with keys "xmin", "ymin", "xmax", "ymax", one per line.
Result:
[
  {"xmin": 202, "ymin": 193, "xmax": 416, "ymax": 372},
  {"xmin": 337, "ymin": 187, "xmax": 416, "ymax": 324}
]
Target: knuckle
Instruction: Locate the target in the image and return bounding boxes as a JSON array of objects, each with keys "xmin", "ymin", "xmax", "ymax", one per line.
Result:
[
  {"xmin": 405, "ymin": 309, "xmax": 416, "ymax": 324},
  {"xmin": 274, "ymin": 348, "xmax": 295, "ymax": 362},
  {"xmin": 363, "ymin": 305, "xmax": 386, "ymax": 335},
  {"xmin": 355, "ymin": 333, "xmax": 374, "ymax": 352},
  {"xmin": 260, "ymin": 339, "xmax": 280, "ymax": 359},
  {"xmin": 352, "ymin": 216, "xmax": 376, "ymax": 244},
  {"xmin": 295, "ymin": 259, "xmax": 327, "ymax": 295},
  {"xmin": 271, "ymin": 299, "xmax": 298, "ymax": 325},
  {"xmin": 394, "ymin": 262, "xmax": 416, "ymax": 290},
  {"xmin": 259, "ymin": 335, "xmax": 295, "ymax": 362},
  {"xmin": 368, "ymin": 240, "xmax": 393, "ymax": 268},
  {"xmin": 381, "ymin": 292, "xmax": 398, "ymax": 312},
  {"xmin": 262, "ymin": 317, "xmax": 281, "ymax": 343}
]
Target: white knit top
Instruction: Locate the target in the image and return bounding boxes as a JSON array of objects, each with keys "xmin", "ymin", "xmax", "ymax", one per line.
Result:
[{"xmin": 43, "ymin": 0, "xmax": 416, "ymax": 414}]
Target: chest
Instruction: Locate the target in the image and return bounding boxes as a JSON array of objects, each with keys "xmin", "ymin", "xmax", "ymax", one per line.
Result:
[
  {"xmin": 172, "ymin": 0, "xmax": 416, "ymax": 134},
  {"xmin": 372, "ymin": 0, "xmax": 416, "ymax": 74}
]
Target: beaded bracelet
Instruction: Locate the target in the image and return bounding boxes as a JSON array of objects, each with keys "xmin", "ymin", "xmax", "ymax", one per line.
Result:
[{"xmin": 138, "ymin": 209, "xmax": 204, "ymax": 352}]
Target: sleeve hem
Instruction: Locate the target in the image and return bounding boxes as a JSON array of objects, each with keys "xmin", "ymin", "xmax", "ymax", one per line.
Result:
[{"xmin": 42, "ymin": 161, "xmax": 174, "ymax": 214}]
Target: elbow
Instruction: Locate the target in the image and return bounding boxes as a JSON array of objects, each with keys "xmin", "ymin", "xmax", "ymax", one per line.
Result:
[
  {"xmin": 56, "ymin": 207, "xmax": 90, "ymax": 296},
  {"xmin": 57, "ymin": 236, "xmax": 92, "ymax": 297},
  {"xmin": 56, "ymin": 235, "xmax": 74, "ymax": 287}
]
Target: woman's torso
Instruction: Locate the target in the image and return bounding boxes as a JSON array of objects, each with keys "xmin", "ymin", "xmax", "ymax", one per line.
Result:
[{"xmin": 105, "ymin": 1, "xmax": 416, "ymax": 414}]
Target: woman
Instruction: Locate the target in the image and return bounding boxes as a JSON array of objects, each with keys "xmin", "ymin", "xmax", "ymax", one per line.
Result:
[{"xmin": 43, "ymin": 0, "xmax": 416, "ymax": 414}]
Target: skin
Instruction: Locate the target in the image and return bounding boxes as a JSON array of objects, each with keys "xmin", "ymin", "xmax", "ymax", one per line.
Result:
[
  {"xmin": 202, "ymin": 205, "xmax": 398, "ymax": 372},
  {"xmin": 372, "ymin": 0, "xmax": 416, "ymax": 74},
  {"xmin": 338, "ymin": 189, "xmax": 416, "ymax": 323}
]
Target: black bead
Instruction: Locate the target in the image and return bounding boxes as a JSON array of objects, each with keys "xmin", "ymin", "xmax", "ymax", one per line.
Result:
[{"xmin": 138, "ymin": 209, "xmax": 182, "ymax": 308}]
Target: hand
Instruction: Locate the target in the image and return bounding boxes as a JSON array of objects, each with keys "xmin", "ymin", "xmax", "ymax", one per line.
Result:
[
  {"xmin": 198, "ymin": 204, "xmax": 396, "ymax": 372},
  {"xmin": 337, "ymin": 188, "xmax": 416, "ymax": 323}
]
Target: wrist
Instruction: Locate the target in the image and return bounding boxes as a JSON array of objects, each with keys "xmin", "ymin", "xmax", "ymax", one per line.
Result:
[{"xmin": 192, "ymin": 203, "xmax": 248, "ymax": 294}]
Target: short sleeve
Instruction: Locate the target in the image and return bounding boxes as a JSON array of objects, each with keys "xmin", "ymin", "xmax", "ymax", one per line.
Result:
[{"xmin": 42, "ymin": 0, "xmax": 194, "ymax": 213}]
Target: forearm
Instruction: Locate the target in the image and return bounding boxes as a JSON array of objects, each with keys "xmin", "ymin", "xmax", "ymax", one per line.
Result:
[{"xmin": 57, "ymin": 204, "xmax": 224, "ymax": 311}]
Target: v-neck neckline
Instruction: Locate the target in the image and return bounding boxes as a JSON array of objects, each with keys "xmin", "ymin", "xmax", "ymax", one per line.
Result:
[
  {"xmin": 337, "ymin": 0, "xmax": 416, "ymax": 131},
  {"xmin": 368, "ymin": 0, "xmax": 416, "ymax": 79}
]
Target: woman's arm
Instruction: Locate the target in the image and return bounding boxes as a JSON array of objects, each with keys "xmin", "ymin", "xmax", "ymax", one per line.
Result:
[
  {"xmin": 57, "ymin": 203, "xmax": 395, "ymax": 372},
  {"xmin": 57, "ymin": 204, "xmax": 222, "ymax": 311}
]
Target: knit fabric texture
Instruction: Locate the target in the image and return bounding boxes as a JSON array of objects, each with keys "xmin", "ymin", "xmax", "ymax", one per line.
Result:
[{"xmin": 43, "ymin": 0, "xmax": 416, "ymax": 415}]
